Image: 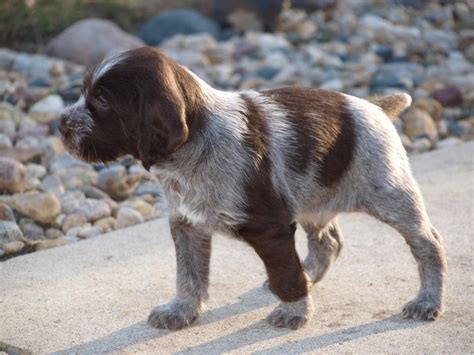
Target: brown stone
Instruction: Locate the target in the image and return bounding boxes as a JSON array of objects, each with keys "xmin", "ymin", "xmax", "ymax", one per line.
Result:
[{"xmin": 0, "ymin": 148, "xmax": 43, "ymax": 164}]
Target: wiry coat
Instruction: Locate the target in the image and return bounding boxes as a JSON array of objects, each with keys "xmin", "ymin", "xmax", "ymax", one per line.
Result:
[{"xmin": 60, "ymin": 47, "xmax": 447, "ymax": 330}]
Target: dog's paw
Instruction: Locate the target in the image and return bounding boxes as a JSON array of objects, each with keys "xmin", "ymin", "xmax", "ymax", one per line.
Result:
[
  {"xmin": 147, "ymin": 299, "xmax": 201, "ymax": 330},
  {"xmin": 402, "ymin": 296, "xmax": 443, "ymax": 321},
  {"xmin": 266, "ymin": 296, "xmax": 314, "ymax": 330}
]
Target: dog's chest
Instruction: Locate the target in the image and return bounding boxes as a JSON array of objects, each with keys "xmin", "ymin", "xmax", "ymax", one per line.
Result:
[{"xmin": 159, "ymin": 173, "xmax": 244, "ymax": 228}]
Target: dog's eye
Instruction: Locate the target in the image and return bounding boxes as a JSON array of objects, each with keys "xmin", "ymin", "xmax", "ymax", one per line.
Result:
[{"xmin": 96, "ymin": 95, "xmax": 109, "ymax": 109}]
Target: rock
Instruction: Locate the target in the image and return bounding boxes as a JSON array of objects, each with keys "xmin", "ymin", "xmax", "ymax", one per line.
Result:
[
  {"xmin": 62, "ymin": 197, "xmax": 111, "ymax": 222},
  {"xmin": 412, "ymin": 99, "xmax": 443, "ymax": 122},
  {"xmin": 97, "ymin": 165, "xmax": 143, "ymax": 200},
  {"xmin": 12, "ymin": 52, "xmax": 72, "ymax": 82},
  {"xmin": 51, "ymin": 214, "xmax": 65, "ymax": 230},
  {"xmin": 0, "ymin": 192, "xmax": 61, "ymax": 224},
  {"xmin": 412, "ymin": 137, "xmax": 432, "ymax": 153},
  {"xmin": 19, "ymin": 220, "xmax": 44, "ymax": 240},
  {"xmin": 66, "ymin": 225, "xmax": 86, "ymax": 237},
  {"xmin": 0, "ymin": 157, "xmax": 28, "ymax": 193},
  {"xmin": 45, "ymin": 228, "xmax": 64, "ymax": 239},
  {"xmin": 77, "ymin": 225, "xmax": 101, "ymax": 239},
  {"xmin": 41, "ymin": 175, "xmax": 65, "ymax": 196},
  {"xmin": 448, "ymin": 121, "xmax": 471, "ymax": 139},
  {"xmin": 0, "ymin": 203, "xmax": 15, "ymax": 221},
  {"xmin": 360, "ymin": 14, "xmax": 420, "ymax": 41},
  {"xmin": 25, "ymin": 163, "xmax": 47, "ymax": 180},
  {"xmin": 62, "ymin": 213, "xmax": 88, "ymax": 232},
  {"xmin": 403, "ymin": 109, "xmax": 438, "ymax": 141},
  {"xmin": 139, "ymin": 9, "xmax": 220, "ymax": 46},
  {"xmin": 114, "ymin": 207, "xmax": 144, "ymax": 229},
  {"xmin": 0, "ymin": 133, "xmax": 12, "ymax": 149},
  {"xmin": 46, "ymin": 18, "xmax": 144, "ymax": 68},
  {"xmin": 77, "ymin": 185, "xmax": 111, "ymax": 200},
  {"xmin": 55, "ymin": 167, "xmax": 98, "ymax": 190},
  {"xmin": 370, "ymin": 73, "xmax": 413, "ymax": 91},
  {"xmin": 0, "ymin": 221, "xmax": 23, "ymax": 245},
  {"xmin": 122, "ymin": 200, "xmax": 155, "ymax": 219},
  {"xmin": 35, "ymin": 238, "xmax": 68, "ymax": 251},
  {"xmin": 276, "ymin": 5, "xmax": 317, "ymax": 41},
  {"xmin": 253, "ymin": 66, "xmax": 279, "ymax": 80},
  {"xmin": 433, "ymin": 87, "xmax": 463, "ymax": 107},
  {"xmin": 437, "ymin": 137, "xmax": 463, "ymax": 149},
  {"xmin": 49, "ymin": 153, "xmax": 90, "ymax": 173},
  {"xmin": 228, "ymin": 10, "xmax": 263, "ymax": 32},
  {"xmin": 0, "ymin": 147, "xmax": 43, "ymax": 164},
  {"xmin": 94, "ymin": 216, "xmax": 116, "ymax": 233},
  {"xmin": 134, "ymin": 184, "xmax": 162, "ymax": 197},
  {"xmin": 3, "ymin": 240, "xmax": 25, "ymax": 254},
  {"xmin": 28, "ymin": 95, "xmax": 64, "ymax": 123},
  {"xmin": 0, "ymin": 118, "xmax": 16, "ymax": 140}
]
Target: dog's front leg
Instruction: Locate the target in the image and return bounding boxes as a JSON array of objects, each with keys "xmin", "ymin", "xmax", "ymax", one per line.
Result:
[
  {"xmin": 241, "ymin": 222, "xmax": 313, "ymax": 329},
  {"xmin": 148, "ymin": 216, "xmax": 211, "ymax": 330}
]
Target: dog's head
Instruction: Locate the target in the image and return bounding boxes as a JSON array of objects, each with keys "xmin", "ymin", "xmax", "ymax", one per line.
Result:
[{"xmin": 60, "ymin": 47, "xmax": 200, "ymax": 169}]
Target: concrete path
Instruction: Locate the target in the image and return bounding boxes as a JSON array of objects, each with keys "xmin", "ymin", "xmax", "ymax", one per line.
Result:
[{"xmin": 1, "ymin": 143, "xmax": 473, "ymax": 354}]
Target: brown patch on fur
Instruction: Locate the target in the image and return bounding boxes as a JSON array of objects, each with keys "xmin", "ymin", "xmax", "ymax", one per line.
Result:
[
  {"xmin": 262, "ymin": 87, "xmax": 355, "ymax": 187},
  {"xmin": 371, "ymin": 93, "xmax": 412, "ymax": 120},
  {"xmin": 236, "ymin": 94, "xmax": 308, "ymax": 303}
]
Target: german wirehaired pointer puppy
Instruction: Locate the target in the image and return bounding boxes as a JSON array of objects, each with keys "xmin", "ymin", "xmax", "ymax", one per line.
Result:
[{"xmin": 60, "ymin": 47, "xmax": 447, "ymax": 330}]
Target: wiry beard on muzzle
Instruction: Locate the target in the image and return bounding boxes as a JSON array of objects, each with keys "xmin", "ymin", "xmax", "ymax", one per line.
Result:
[{"xmin": 60, "ymin": 100, "xmax": 94, "ymax": 161}]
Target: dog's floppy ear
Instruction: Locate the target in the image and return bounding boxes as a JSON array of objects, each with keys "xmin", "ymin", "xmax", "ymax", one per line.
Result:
[{"xmin": 137, "ymin": 90, "xmax": 189, "ymax": 170}]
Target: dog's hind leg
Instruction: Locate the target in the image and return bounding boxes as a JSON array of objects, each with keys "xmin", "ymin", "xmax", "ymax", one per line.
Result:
[
  {"xmin": 364, "ymin": 177, "xmax": 447, "ymax": 320},
  {"xmin": 301, "ymin": 219, "xmax": 344, "ymax": 284}
]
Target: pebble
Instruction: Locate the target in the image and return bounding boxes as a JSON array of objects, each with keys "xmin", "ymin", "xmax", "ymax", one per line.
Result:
[
  {"xmin": 45, "ymin": 228, "xmax": 64, "ymax": 239},
  {"xmin": 94, "ymin": 216, "xmax": 116, "ymax": 233},
  {"xmin": 77, "ymin": 225, "xmax": 102, "ymax": 239},
  {"xmin": 0, "ymin": 157, "xmax": 28, "ymax": 193},
  {"xmin": 35, "ymin": 238, "xmax": 68, "ymax": 251},
  {"xmin": 121, "ymin": 200, "xmax": 155, "ymax": 220},
  {"xmin": 0, "ymin": 132, "xmax": 12, "ymax": 149},
  {"xmin": 0, "ymin": 192, "xmax": 61, "ymax": 224},
  {"xmin": 412, "ymin": 99, "xmax": 444, "ymax": 122},
  {"xmin": 412, "ymin": 137, "xmax": 432, "ymax": 153},
  {"xmin": 448, "ymin": 121, "xmax": 471, "ymax": 139},
  {"xmin": 433, "ymin": 87, "xmax": 463, "ymax": 107},
  {"xmin": 61, "ymin": 193, "xmax": 111, "ymax": 222},
  {"xmin": 114, "ymin": 207, "xmax": 144, "ymax": 229},
  {"xmin": 19, "ymin": 219, "xmax": 44, "ymax": 240},
  {"xmin": 403, "ymin": 108, "xmax": 438, "ymax": 141},
  {"xmin": 98, "ymin": 165, "xmax": 143, "ymax": 200},
  {"xmin": 0, "ymin": 203, "xmax": 15, "ymax": 221},
  {"xmin": 3, "ymin": 240, "xmax": 25, "ymax": 254},
  {"xmin": 62, "ymin": 213, "xmax": 88, "ymax": 232},
  {"xmin": 41, "ymin": 175, "xmax": 65, "ymax": 195},
  {"xmin": 28, "ymin": 94, "xmax": 64, "ymax": 123},
  {"xmin": 0, "ymin": 220, "xmax": 23, "ymax": 244}
]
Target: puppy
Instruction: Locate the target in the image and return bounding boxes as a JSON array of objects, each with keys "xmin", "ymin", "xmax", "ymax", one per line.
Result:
[{"xmin": 60, "ymin": 47, "xmax": 447, "ymax": 330}]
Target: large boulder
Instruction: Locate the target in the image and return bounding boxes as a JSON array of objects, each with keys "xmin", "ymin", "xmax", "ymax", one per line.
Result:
[
  {"xmin": 139, "ymin": 9, "xmax": 220, "ymax": 46},
  {"xmin": 46, "ymin": 18, "xmax": 144, "ymax": 68}
]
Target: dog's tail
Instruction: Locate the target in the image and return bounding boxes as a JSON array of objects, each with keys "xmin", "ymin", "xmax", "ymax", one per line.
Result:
[{"xmin": 371, "ymin": 93, "xmax": 412, "ymax": 121}]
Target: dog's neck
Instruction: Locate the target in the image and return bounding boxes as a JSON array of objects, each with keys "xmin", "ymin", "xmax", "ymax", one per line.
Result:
[{"xmin": 155, "ymin": 71, "xmax": 253, "ymax": 179}]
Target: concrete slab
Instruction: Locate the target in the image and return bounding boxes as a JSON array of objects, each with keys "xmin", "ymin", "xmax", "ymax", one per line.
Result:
[{"xmin": 1, "ymin": 143, "xmax": 473, "ymax": 354}]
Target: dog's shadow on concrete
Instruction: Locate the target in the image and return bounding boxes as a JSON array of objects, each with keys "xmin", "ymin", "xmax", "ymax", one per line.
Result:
[{"xmin": 54, "ymin": 286, "xmax": 427, "ymax": 354}]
